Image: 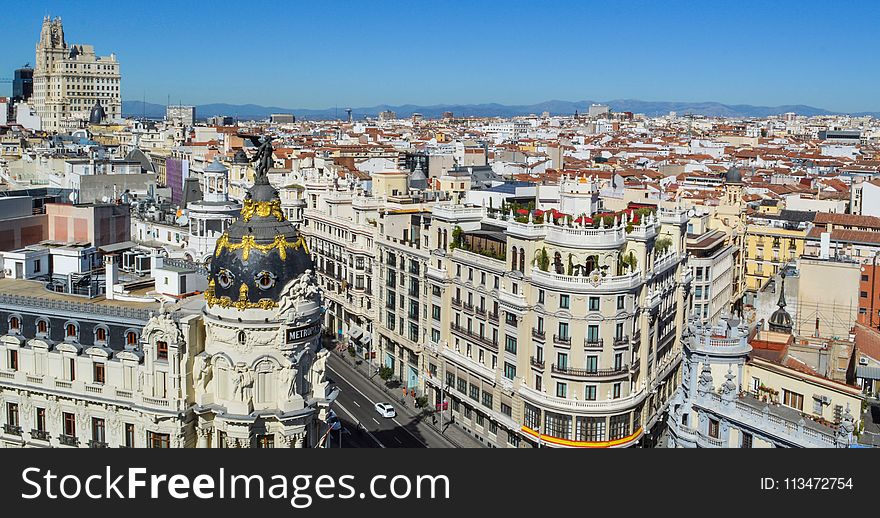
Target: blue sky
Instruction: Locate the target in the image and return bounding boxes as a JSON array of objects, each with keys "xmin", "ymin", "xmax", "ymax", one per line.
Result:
[{"xmin": 2, "ymin": 0, "xmax": 879, "ymax": 112}]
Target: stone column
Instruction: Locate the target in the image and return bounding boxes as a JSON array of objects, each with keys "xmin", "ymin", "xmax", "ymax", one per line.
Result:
[{"xmin": 197, "ymin": 427, "xmax": 210, "ymax": 448}]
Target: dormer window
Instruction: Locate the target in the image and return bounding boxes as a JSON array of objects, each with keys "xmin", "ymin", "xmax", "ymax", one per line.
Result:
[
  {"xmin": 37, "ymin": 320, "xmax": 48, "ymax": 335},
  {"xmin": 66, "ymin": 323, "xmax": 78, "ymax": 340},
  {"xmin": 95, "ymin": 327, "xmax": 107, "ymax": 343},
  {"xmin": 9, "ymin": 316, "xmax": 20, "ymax": 333},
  {"xmin": 126, "ymin": 331, "xmax": 138, "ymax": 346}
]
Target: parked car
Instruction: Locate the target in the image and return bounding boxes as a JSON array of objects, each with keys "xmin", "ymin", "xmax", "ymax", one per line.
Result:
[{"xmin": 374, "ymin": 402, "xmax": 396, "ymax": 418}]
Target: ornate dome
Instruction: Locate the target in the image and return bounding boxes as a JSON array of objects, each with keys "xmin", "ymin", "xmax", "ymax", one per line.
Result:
[
  {"xmin": 206, "ymin": 138, "xmax": 312, "ymax": 311},
  {"xmin": 725, "ymin": 166, "xmax": 743, "ymax": 185},
  {"xmin": 89, "ymin": 100, "xmax": 106, "ymax": 124},
  {"xmin": 233, "ymin": 149, "xmax": 249, "ymax": 164},
  {"xmin": 768, "ymin": 274, "xmax": 793, "ymax": 333}
]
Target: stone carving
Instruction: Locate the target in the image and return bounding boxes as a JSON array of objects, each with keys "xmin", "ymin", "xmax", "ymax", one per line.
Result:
[
  {"xmin": 279, "ymin": 363, "xmax": 298, "ymax": 399},
  {"xmin": 232, "ymin": 363, "xmax": 254, "ymax": 402},
  {"xmin": 194, "ymin": 354, "xmax": 213, "ymax": 395},
  {"xmin": 143, "ymin": 309, "xmax": 183, "ymax": 347},
  {"xmin": 278, "ymin": 269, "xmax": 322, "ymax": 320},
  {"xmin": 309, "ymin": 349, "xmax": 329, "ymax": 396}
]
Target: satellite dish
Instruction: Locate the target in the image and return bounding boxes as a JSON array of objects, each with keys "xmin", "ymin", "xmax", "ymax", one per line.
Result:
[
  {"xmin": 68, "ymin": 192, "xmax": 76, "ymax": 202},
  {"xmin": 687, "ymin": 208, "xmax": 696, "ymax": 218}
]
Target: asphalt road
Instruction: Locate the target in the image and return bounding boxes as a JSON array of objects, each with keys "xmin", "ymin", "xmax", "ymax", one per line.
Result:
[{"xmin": 324, "ymin": 354, "xmax": 456, "ymax": 448}]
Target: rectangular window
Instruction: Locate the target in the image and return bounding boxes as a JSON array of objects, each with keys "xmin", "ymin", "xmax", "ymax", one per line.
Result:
[
  {"xmin": 257, "ymin": 434, "xmax": 275, "ymax": 448},
  {"xmin": 708, "ymin": 418, "xmax": 720, "ymax": 439},
  {"xmin": 588, "ymin": 296, "xmax": 600, "ymax": 311},
  {"xmin": 92, "ymin": 418, "xmax": 106, "ymax": 443},
  {"xmin": 469, "ymin": 384, "xmax": 480, "ymax": 401},
  {"xmin": 63, "ymin": 412, "xmax": 76, "ymax": 437},
  {"xmin": 783, "ymin": 389, "xmax": 804, "ymax": 411},
  {"xmin": 586, "ymin": 355, "xmax": 598, "ymax": 372},
  {"xmin": 587, "ymin": 325, "xmax": 599, "ymax": 342},
  {"xmin": 457, "ymin": 378, "xmax": 467, "ymax": 394},
  {"xmin": 432, "ymin": 304, "xmax": 441, "ymax": 321},
  {"xmin": 503, "ymin": 362, "xmax": 516, "ymax": 380},
  {"xmin": 482, "ymin": 391, "xmax": 493, "ymax": 409},
  {"xmin": 544, "ymin": 411, "xmax": 572, "ymax": 440},
  {"xmin": 8, "ymin": 350, "xmax": 18, "ymax": 371},
  {"xmin": 7, "ymin": 402, "xmax": 19, "ymax": 428},
  {"xmin": 617, "ymin": 295, "xmax": 625, "ymax": 310},
  {"xmin": 538, "ymin": 290, "xmax": 545, "ymax": 304},
  {"xmin": 501, "ymin": 402, "xmax": 512, "ymax": 417},
  {"xmin": 609, "ymin": 414, "xmax": 630, "ymax": 440},
  {"xmin": 585, "ymin": 385, "xmax": 597, "ymax": 401},
  {"xmin": 558, "ymin": 321, "xmax": 569, "ymax": 340},
  {"xmin": 36, "ymin": 408, "xmax": 46, "ymax": 432},
  {"xmin": 557, "ymin": 352, "xmax": 568, "ymax": 369},
  {"xmin": 575, "ymin": 416, "xmax": 606, "ymax": 442},
  {"xmin": 613, "ymin": 382, "xmax": 621, "ymax": 398},
  {"xmin": 556, "ymin": 382, "xmax": 567, "ymax": 398},
  {"xmin": 149, "ymin": 431, "xmax": 171, "ymax": 448},
  {"xmin": 505, "ymin": 335, "xmax": 517, "ymax": 354},
  {"xmin": 741, "ymin": 432, "xmax": 753, "ymax": 448},
  {"xmin": 124, "ymin": 424, "xmax": 135, "ymax": 447},
  {"xmin": 560, "ymin": 294, "xmax": 570, "ymax": 309},
  {"xmin": 93, "ymin": 363, "xmax": 105, "ymax": 384},
  {"xmin": 156, "ymin": 341, "xmax": 168, "ymax": 360}
]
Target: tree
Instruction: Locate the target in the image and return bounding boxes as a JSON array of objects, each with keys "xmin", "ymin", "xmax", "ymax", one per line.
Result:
[
  {"xmin": 415, "ymin": 396, "xmax": 429, "ymax": 409},
  {"xmin": 537, "ymin": 247, "xmax": 550, "ymax": 272},
  {"xmin": 378, "ymin": 366, "xmax": 394, "ymax": 382},
  {"xmin": 655, "ymin": 236, "xmax": 673, "ymax": 255},
  {"xmin": 450, "ymin": 225, "xmax": 464, "ymax": 250}
]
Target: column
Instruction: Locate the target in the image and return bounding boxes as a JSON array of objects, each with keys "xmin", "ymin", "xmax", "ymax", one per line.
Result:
[{"xmin": 197, "ymin": 427, "xmax": 210, "ymax": 448}]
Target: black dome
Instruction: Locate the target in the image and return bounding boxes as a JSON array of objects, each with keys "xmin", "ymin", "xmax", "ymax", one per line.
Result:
[
  {"xmin": 89, "ymin": 100, "xmax": 106, "ymax": 124},
  {"xmin": 233, "ymin": 149, "xmax": 249, "ymax": 164},
  {"xmin": 207, "ymin": 142, "xmax": 312, "ymax": 311},
  {"xmin": 768, "ymin": 274, "xmax": 793, "ymax": 333},
  {"xmin": 725, "ymin": 166, "xmax": 743, "ymax": 184}
]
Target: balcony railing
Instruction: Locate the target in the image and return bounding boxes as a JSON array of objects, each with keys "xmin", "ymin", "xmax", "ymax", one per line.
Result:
[
  {"xmin": 488, "ymin": 312, "xmax": 499, "ymax": 323},
  {"xmin": 89, "ymin": 439, "xmax": 109, "ymax": 448},
  {"xmin": 532, "ymin": 328, "xmax": 546, "ymax": 340},
  {"xmin": 584, "ymin": 338, "xmax": 604, "ymax": 349},
  {"xmin": 530, "ymin": 356, "xmax": 545, "ymax": 369},
  {"xmin": 553, "ymin": 334, "xmax": 571, "ymax": 346},
  {"xmin": 30, "ymin": 429, "xmax": 50, "ymax": 441},
  {"xmin": 462, "ymin": 302, "xmax": 474, "ymax": 314},
  {"xmin": 3, "ymin": 424, "xmax": 22, "ymax": 436},
  {"xmin": 450, "ymin": 323, "xmax": 499, "ymax": 351},
  {"xmin": 59, "ymin": 434, "xmax": 79, "ymax": 447},
  {"xmin": 451, "ymin": 298, "xmax": 462, "ymax": 309},
  {"xmin": 475, "ymin": 307, "xmax": 487, "ymax": 317},
  {"xmin": 613, "ymin": 335, "xmax": 629, "ymax": 347},
  {"xmin": 551, "ymin": 364, "xmax": 629, "ymax": 378}
]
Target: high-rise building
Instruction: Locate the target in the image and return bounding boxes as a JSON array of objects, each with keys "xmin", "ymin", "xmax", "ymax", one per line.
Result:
[
  {"xmin": 166, "ymin": 105, "xmax": 196, "ymax": 127},
  {"xmin": 270, "ymin": 113, "xmax": 295, "ymax": 124},
  {"xmin": 12, "ymin": 66, "xmax": 34, "ymax": 103},
  {"xmin": 32, "ymin": 16, "xmax": 121, "ymax": 132}
]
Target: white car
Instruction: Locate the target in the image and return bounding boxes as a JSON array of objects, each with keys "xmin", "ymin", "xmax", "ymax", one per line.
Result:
[{"xmin": 374, "ymin": 402, "xmax": 396, "ymax": 418}]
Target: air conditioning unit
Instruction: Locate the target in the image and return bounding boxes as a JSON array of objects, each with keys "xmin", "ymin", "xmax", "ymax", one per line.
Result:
[
  {"xmin": 859, "ymin": 356, "xmax": 869, "ymax": 366},
  {"xmin": 821, "ymin": 395, "xmax": 831, "ymax": 405}
]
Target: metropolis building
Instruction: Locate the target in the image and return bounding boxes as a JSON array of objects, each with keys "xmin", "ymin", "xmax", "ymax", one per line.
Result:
[{"xmin": 0, "ymin": 142, "xmax": 336, "ymax": 448}]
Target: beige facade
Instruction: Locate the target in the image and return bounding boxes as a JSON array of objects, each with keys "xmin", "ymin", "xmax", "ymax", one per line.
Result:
[
  {"xmin": 795, "ymin": 257, "xmax": 860, "ymax": 340},
  {"xmin": 33, "ymin": 17, "xmax": 121, "ymax": 132}
]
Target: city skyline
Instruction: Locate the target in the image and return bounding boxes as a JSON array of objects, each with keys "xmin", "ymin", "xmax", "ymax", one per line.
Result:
[{"xmin": 3, "ymin": 0, "xmax": 880, "ymax": 113}]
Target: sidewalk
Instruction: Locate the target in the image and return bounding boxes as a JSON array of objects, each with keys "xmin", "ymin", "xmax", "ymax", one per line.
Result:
[{"xmin": 331, "ymin": 349, "xmax": 485, "ymax": 448}]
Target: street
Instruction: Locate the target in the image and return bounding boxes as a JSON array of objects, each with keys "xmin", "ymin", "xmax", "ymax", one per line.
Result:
[{"xmin": 323, "ymin": 353, "xmax": 461, "ymax": 448}]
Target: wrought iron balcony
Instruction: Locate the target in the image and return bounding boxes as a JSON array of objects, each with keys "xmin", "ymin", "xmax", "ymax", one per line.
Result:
[
  {"xmin": 488, "ymin": 311, "xmax": 499, "ymax": 323},
  {"xmin": 531, "ymin": 328, "xmax": 546, "ymax": 340},
  {"xmin": 89, "ymin": 439, "xmax": 109, "ymax": 448},
  {"xmin": 30, "ymin": 429, "xmax": 50, "ymax": 441},
  {"xmin": 450, "ymin": 323, "xmax": 499, "ymax": 351},
  {"xmin": 551, "ymin": 364, "xmax": 629, "ymax": 378},
  {"xmin": 613, "ymin": 335, "xmax": 629, "ymax": 347},
  {"xmin": 475, "ymin": 307, "xmax": 487, "ymax": 317},
  {"xmin": 451, "ymin": 298, "xmax": 462, "ymax": 309},
  {"xmin": 3, "ymin": 424, "xmax": 22, "ymax": 436},
  {"xmin": 530, "ymin": 356, "xmax": 545, "ymax": 369},
  {"xmin": 584, "ymin": 338, "xmax": 604, "ymax": 349},
  {"xmin": 553, "ymin": 334, "xmax": 571, "ymax": 346},
  {"xmin": 462, "ymin": 302, "xmax": 474, "ymax": 314},
  {"xmin": 59, "ymin": 434, "xmax": 79, "ymax": 447}
]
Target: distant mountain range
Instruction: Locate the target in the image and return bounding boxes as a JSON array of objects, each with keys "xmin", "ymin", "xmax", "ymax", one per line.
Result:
[{"xmin": 122, "ymin": 98, "xmax": 880, "ymax": 121}]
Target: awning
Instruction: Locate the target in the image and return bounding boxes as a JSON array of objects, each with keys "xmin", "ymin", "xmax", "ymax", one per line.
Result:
[
  {"xmin": 98, "ymin": 241, "xmax": 138, "ymax": 254},
  {"xmin": 348, "ymin": 324, "xmax": 364, "ymax": 341},
  {"xmin": 856, "ymin": 365, "xmax": 880, "ymax": 380}
]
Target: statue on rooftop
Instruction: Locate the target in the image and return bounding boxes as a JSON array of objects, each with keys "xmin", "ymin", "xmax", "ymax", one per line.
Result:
[{"xmin": 251, "ymin": 136, "xmax": 274, "ymax": 185}]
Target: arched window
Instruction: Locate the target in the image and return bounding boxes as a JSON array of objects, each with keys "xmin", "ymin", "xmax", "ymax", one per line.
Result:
[
  {"xmin": 156, "ymin": 341, "xmax": 168, "ymax": 360},
  {"xmin": 126, "ymin": 331, "xmax": 138, "ymax": 346},
  {"xmin": 66, "ymin": 323, "xmax": 78, "ymax": 339},
  {"xmin": 37, "ymin": 319, "xmax": 48, "ymax": 335},
  {"xmin": 511, "ymin": 247, "xmax": 518, "ymax": 271},
  {"xmin": 95, "ymin": 327, "xmax": 107, "ymax": 342},
  {"xmin": 9, "ymin": 316, "xmax": 20, "ymax": 332},
  {"xmin": 519, "ymin": 247, "xmax": 526, "ymax": 273}
]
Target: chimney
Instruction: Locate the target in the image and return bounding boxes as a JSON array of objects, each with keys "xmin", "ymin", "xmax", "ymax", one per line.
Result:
[
  {"xmin": 820, "ymin": 232, "xmax": 831, "ymax": 259},
  {"xmin": 104, "ymin": 253, "xmax": 118, "ymax": 300}
]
